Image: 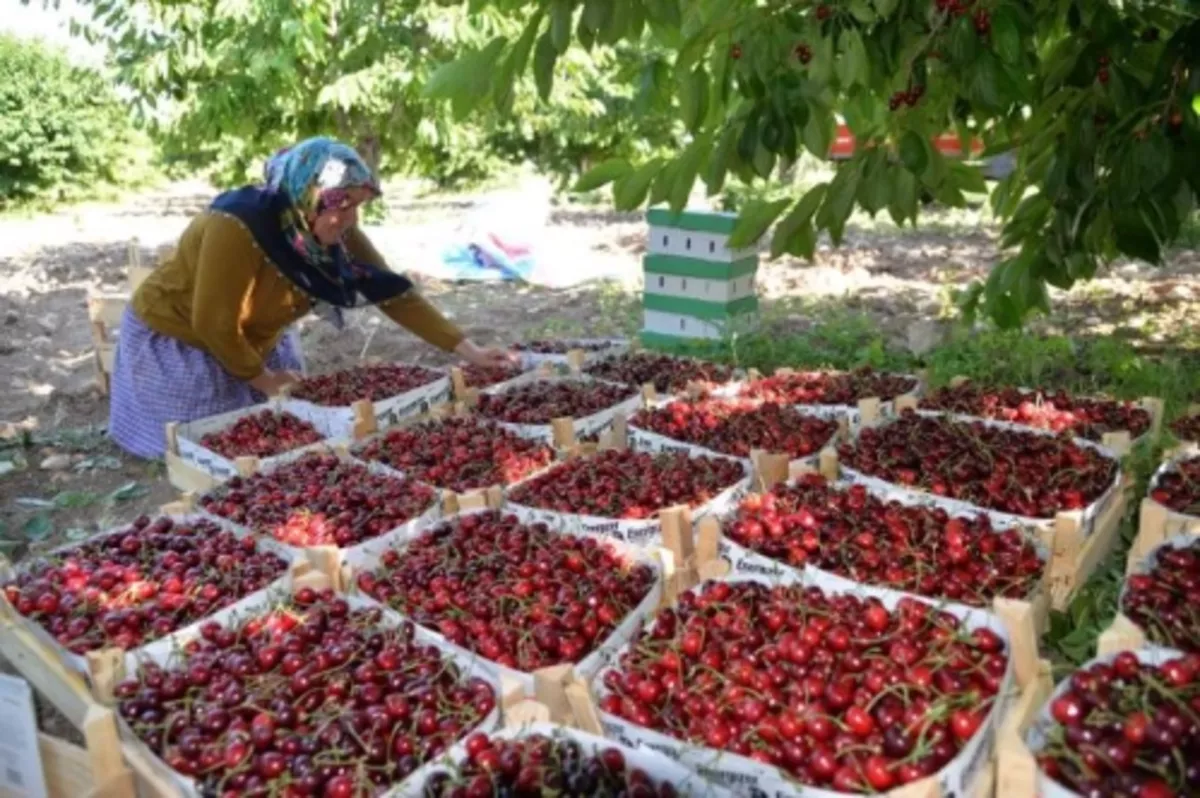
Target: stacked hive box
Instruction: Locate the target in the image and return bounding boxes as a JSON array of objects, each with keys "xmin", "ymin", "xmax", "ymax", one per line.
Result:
[{"xmin": 640, "ymin": 208, "xmax": 760, "ymax": 347}]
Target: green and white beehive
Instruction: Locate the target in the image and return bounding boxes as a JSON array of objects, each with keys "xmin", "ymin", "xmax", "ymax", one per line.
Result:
[{"xmin": 640, "ymin": 208, "xmax": 760, "ymax": 347}]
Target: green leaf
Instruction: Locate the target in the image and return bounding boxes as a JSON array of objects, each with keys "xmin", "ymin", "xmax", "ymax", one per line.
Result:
[
  {"xmin": 820, "ymin": 160, "xmax": 863, "ymax": 244},
  {"xmin": 810, "ymin": 36, "xmax": 834, "ymax": 85},
  {"xmin": 802, "ymin": 110, "xmax": 835, "ymax": 159},
  {"xmin": 991, "ymin": 5, "xmax": 1022, "ymax": 64},
  {"xmin": 737, "ymin": 110, "xmax": 761, "ymax": 164},
  {"xmin": 53, "ymin": 490, "xmax": 98, "ymax": 509},
  {"xmin": 704, "ymin": 126, "xmax": 736, "ymax": 196},
  {"xmin": 1192, "ymin": 93, "xmax": 1200, "ymax": 117},
  {"xmin": 770, "ymin": 184, "xmax": 828, "ymax": 257},
  {"xmin": 550, "ymin": 0, "xmax": 574, "ymax": 54},
  {"xmin": 21, "ymin": 513, "xmax": 52, "ymax": 541},
  {"xmin": 858, "ymin": 155, "xmax": 891, "ymax": 214},
  {"xmin": 582, "ymin": 0, "xmax": 613, "ymax": 34},
  {"xmin": 752, "ymin": 143, "xmax": 776, "ymax": 180},
  {"xmin": 873, "ymin": 0, "xmax": 899, "ymax": 18},
  {"xmin": 649, "ymin": 162, "xmax": 677, "ymax": 207},
  {"xmin": 836, "ymin": 30, "xmax": 868, "ymax": 88},
  {"xmin": 533, "ymin": 32, "xmax": 557, "ymax": 101},
  {"xmin": 847, "ymin": 0, "xmax": 875, "ymax": 23},
  {"xmin": 934, "ymin": 183, "xmax": 967, "ymax": 208},
  {"xmin": 948, "ymin": 162, "xmax": 988, "ymax": 195},
  {"xmin": 729, "ymin": 198, "xmax": 791, "ymax": 250},
  {"xmin": 1134, "ymin": 132, "xmax": 1173, "ymax": 192},
  {"xmin": 898, "ymin": 130, "xmax": 929, "ymax": 176},
  {"xmin": 422, "ymin": 56, "xmax": 477, "ymax": 102},
  {"xmin": 574, "ymin": 158, "xmax": 633, "ymax": 192},
  {"xmin": 668, "ymin": 135, "xmax": 710, "ymax": 213},
  {"xmin": 107, "ymin": 481, "xmax": 148, "ymax": 504},
  {"xmin": 887, "ymin": 167, "xmax": 918, "ymax": 225},
  {"xmin": 968, "ymin": 52, "xmax": 1003, "ymax": 113},
  {"xmin": 1113, "ymin": 208, "xmax": 1162, "ymax": 263},
  {"xmin": 494, "ymin": 16, "xmax": 539, "ymax": 115},
  {"xmin": 679, "ymin": 67, "xmax": 709, "ymax": 132},
  {"xmin": 612, "ymin": 159, "xmax": 663, "ymax": 210}
]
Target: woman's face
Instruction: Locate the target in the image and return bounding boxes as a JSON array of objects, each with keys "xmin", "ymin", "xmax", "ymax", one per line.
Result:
[{"xmin": 310, "ymin": 186, "xmax": 375, "ymax": 245}]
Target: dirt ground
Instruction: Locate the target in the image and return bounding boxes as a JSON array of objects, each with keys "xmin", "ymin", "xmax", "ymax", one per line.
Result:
[{"xmin": 2, "ymin": 178, "xmax": 1199, "ymax": 556}]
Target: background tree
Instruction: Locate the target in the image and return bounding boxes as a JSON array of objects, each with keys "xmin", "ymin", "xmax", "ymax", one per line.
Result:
[
  {"xmin": 0, "ymin": 33, "xmax": 147, "ymax": 207},
  {"xmin": 428, "ymin": 0, "xmax": 1200, "ymax": 327},
  {"xmin": 62, "ymin": 0, "xmax": 682, "ymax": 189}
]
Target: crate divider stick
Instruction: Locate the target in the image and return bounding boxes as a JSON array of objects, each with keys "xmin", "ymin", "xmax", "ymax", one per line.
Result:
[
  {"xmin": 857, "ymin": 396, "xmax": 882, "ymax": 427},
  {"xmin": 503, "ymin": 700, "xmax": 552, "ymax": 728},
  {"xmin": 551, "ymin": 417, "xmax": 577, "ymax": 449},
  {"xmin": 659, "ymin": 506, "xmax": 696, "ymax": 596},
  {"xmin": 564, "ymin": 680, "xmax": 604, "ymax": 736},
  {"xmin": 751, "ymin": 449, "xmax": 789, "ymax": 492},
  {"xmin": 449, "ymin": 367, "xmax": 469, "ymax": 400},
  {"xmin": 994, "ymin": 657, "xmax": 1056, "ymax": 798},
  {"xmin": 654, "ymin": 547, "xmax": 682, "ymax": 609},
  {"xmin": 83, "ymin": 648, "xmax": 125, "ymax": 704},
  {"xmin": 818, "ymin": 447, "xmax": 840, "ymax": 481},
  {"xmin": 158, "ymin": 491, "xmax": 197, "ymax": 516},
  {"xmin": 640, "ymin": 383, "xmax": 658, "ymax": 404},
  {"xmin": 532, "ymin": 664, "xmax": 576, "ymax": 725},
  {"xmin": 659, "ymin": 506, "xmax": 695, "ymax": 564},
  {"xmin": 565, "ymin": 349, "xmax": 586, "ymax": 374},
  {"xmin": 351, "ymin": 399, "xmax": 377, "ymax": 440},
  {"xmin": 1095, "ymin": 612, "xmax": 1148, "ymax": 656},
  {"xmin": 609, "ymin": 413, "xmax": 629, "ymax": 450},
  {"xmin": 163, "ymin": 421, "xmax": 220, "ymax": 493}
]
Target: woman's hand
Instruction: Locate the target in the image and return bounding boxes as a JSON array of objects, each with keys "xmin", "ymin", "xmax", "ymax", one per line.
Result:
[
  {"xmin": 249, "ymin": 369, "xmax": 301, "ymax": 397},
  {"xmin": 454, "ymin": 339, "xmax": 518, "ymax": 369}
]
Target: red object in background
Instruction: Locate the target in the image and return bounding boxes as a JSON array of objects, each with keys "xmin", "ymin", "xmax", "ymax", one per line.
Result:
[{"xmin": 830, "ymin": 125, "xmax": 985, "ymax": 159}]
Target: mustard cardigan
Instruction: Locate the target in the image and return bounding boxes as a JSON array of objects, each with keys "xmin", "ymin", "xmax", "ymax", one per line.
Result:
[{"xmin": 131, "ymin": 211, "xmax": 464, "ymax": 381}]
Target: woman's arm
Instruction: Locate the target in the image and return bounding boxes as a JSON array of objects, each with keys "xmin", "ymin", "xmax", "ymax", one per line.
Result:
[
  {"xmin": 192, "ymin": 216, "xmax": 298, "ymax": 393},
  {"xmin": 343, "ymin": 226, "xmax": 466, "ymax": 352}
]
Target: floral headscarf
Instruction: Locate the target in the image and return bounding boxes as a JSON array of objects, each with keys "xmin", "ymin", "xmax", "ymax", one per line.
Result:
[
  {"xmin": 263, "ymin": 137, "xmax": 382, "ymax": 269},
  {"xmin": 208, "ymin": 136, "xmax": 412, "ymax": 329}
]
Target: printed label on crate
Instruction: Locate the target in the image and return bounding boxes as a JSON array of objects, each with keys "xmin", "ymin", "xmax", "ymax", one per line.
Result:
[
  {"xmin": 717, "ymin": 538, "xmax": 795, "ymax": 581},
  {"xmin": 515, "ymin": 339, "xmax": 630, "ymax": 369},
  {"xmin": 283, "ymin": 376, "xmax": 451, "ymax": 440},
  {"xmin": 0, "ymin": 675, "xmax": 48, "ymax": 798},
  {"xmin": 504, "ymin": 465, "xmax": 754, "ymax": 548},
  {"xmin": 627, "ymin": 425, "xmax": 722, "ymax": 458}
]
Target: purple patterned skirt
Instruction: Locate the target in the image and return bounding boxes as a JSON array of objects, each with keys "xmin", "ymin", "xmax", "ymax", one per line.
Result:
[{"xmin": 108, "ymin": 307, "xmax": 305, "ymax": 459}]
